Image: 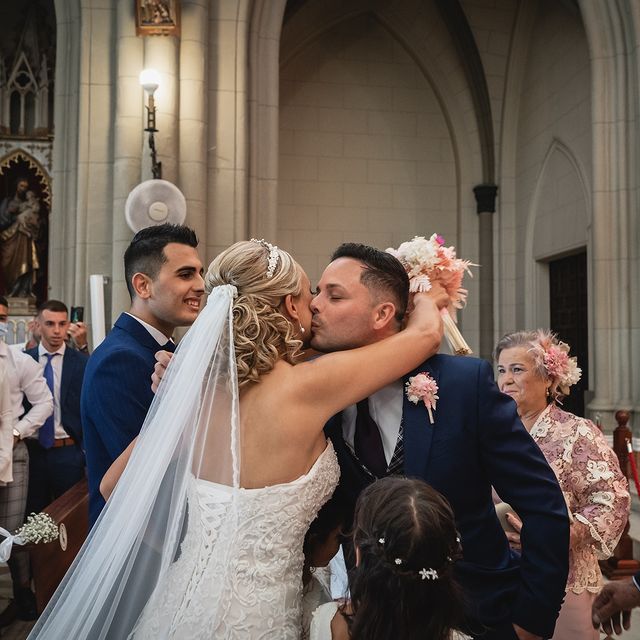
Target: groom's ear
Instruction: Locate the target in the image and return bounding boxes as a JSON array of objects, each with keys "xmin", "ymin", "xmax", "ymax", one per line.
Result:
[
  {"xmin": 372, "ymin": 301, "xmax": 397, "ymax": 330},
  {"xmin": 282, "ymin": 294, "xmax": 299, "ymax": 322}
]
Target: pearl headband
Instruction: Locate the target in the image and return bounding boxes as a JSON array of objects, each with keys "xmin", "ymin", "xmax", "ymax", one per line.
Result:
[{"xmin": 250, "ymin": 238, "xmax": 279, "ymax": 278}]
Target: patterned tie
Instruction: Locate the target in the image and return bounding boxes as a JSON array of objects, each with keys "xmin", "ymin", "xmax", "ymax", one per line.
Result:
[
  {"xmin": 354, "ymin": 398, "xmax": 387, "ymax": 477},
  {"xmin": 39, "ymin": 353, "xmax": 57, "ymax": 449}
]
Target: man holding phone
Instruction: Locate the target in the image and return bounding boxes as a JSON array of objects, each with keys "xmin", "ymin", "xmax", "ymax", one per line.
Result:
[{"xmin": 67, "ymin": 306, "xmax": 88, "ymax": 353}]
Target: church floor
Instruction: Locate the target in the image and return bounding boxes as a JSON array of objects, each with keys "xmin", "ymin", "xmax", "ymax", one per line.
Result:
[{"xmin": 0, "ymin": 565, "xmax": 639, "ymax": 638}]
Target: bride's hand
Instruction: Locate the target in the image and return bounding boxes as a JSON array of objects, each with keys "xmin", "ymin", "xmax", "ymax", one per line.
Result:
[
  {"xmin": 405, "ymin": 289, "xmax": 446, "ymax": 340},
  {"xmin": 422, "ymin": 282, "xmax": 450, "ymax": 310},
  {"xmin": 152, "ymin": 350, "xmax": 173, "ymax": 394}
]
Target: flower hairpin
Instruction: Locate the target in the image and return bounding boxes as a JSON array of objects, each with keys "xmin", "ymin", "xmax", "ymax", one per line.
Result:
[
  {"xmin": 250, "ymin": 238, "xmax": 280, "ymax": 278},
  {"xmin": 406, "ymin": 372, "xmax": 439, "ymax": 424},
  {"xmin": 542, "ymin": 344, "xmax": 581, "ymax": 389},
  {"xmin": 419, "ymin": 567, "xmax": 439, "ymax": 580}
]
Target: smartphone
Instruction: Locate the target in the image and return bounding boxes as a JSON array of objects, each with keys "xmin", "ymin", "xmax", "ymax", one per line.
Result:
[{"xmin": 70, "ymin": 306, "xmax": 84, "ymax": 323}]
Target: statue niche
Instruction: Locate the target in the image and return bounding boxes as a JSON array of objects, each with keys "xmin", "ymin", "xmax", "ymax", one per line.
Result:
[{"xmin": 0, "ymin": 153, "xmax": 50, "ymax": 309}]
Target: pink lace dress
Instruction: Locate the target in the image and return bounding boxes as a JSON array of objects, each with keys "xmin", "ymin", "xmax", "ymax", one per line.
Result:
[{"xmin": 530, "ymin": 404, "xmax": 630, "ymax": 639}]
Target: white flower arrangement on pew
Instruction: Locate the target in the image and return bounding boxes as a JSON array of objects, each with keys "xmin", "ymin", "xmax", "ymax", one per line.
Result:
[{"xmin": 0, "ymin": 512, "xmax": 59, "ymax": 561}]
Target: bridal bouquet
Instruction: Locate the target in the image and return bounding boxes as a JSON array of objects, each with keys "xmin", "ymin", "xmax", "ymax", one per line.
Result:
[
  {"xmin": 0, "ymin": 512, "xmax": 59, "ymax": 561},
  {"xmin": 387, "ymin": 234, "xmax": 475, "ymax": 355}
]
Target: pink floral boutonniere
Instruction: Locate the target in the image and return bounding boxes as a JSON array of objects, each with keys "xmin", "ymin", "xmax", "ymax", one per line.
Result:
[{"xmin": 406, "ymin": 372, "xmax": 439, "ymax": 425}]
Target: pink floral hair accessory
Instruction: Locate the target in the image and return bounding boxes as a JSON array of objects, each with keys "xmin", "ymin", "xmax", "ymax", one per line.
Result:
[
  {"xmin": 406, "ymin": 372, "xmax": 439, "ymax": 424},
  {"xmin": 530, "ymin": 331, "xmax": 582, "ymax": 399}
]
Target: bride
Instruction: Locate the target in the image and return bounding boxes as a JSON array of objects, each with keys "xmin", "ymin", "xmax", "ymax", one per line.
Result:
[{"xmin": 29, "ymin": 239, "xmax": 446, "ymax": 639}]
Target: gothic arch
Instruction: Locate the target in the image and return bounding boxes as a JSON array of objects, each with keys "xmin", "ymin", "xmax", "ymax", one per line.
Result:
[{"xmin": 524, "ymin": 138, "xmax": 591, "ymax": 328}]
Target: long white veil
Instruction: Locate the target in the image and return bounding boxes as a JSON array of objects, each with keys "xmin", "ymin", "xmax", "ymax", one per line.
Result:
[{"xmin": 29, "ymin": 284, "xmax": 240, "ymax": 639}]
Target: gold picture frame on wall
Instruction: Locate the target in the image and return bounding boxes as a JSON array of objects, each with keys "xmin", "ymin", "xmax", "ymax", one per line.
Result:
[{"xmin": 135, "ymin": 0, "xmax": 180, "ymax": 37}]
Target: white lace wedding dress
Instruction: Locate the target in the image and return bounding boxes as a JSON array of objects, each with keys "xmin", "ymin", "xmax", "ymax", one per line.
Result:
[{"xmin": 133, "ymin": 442, "xmax": 340, "ymax": 640}]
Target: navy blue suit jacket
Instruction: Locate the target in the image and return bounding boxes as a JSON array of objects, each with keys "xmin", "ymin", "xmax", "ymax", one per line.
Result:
[
  {"xmin": 326, "ymin": 354, "xmax": 569, "ymax": 639},
  {"xmin": 25, "ymin": 345, "xmax": 88, "ymax": 448},
  {"xmin": 82, "ymin": 313, "xmax": 164, "ymax": 525}
]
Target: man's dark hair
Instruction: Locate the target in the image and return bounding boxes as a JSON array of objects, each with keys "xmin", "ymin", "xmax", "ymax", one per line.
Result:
[
  {"xmin": 0, "ymin": 295, "xmax": 8, "ymax": 307},
  {"xmin": 123, "ymin": 224, "xmax": 198, "ymax": 299},
  {"xmin": 37, "ymin": 300, "xmax": 69, "ymax": 316},
  {"xmin": 331, "ymin": 243, "xmax": 409, "ymax": 324}
]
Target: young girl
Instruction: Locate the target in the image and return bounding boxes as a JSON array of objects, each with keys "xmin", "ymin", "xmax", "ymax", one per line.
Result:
[{"xmin": 311, "ymin": 477, "xmax": 468, "ymax": 640}]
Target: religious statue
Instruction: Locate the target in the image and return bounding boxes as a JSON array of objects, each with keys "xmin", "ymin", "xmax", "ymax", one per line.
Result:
[{"xmin": 0, "ymin": 177, "xmax": 41, "ymax": 298}]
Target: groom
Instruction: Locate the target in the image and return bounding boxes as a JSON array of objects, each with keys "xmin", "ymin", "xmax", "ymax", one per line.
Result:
[{"xmin": 313, "ymin": 243, "xmax": 569, "ymax": 640}]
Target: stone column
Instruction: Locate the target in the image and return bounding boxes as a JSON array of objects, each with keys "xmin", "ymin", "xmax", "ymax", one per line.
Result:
[
  {"xmin": 111, "ymin": 0, "xmax": 144, "ymax": 318},
  {"xmin": 179, "ymin": 0, "xmax": 209, "ymax": 246},
  {"xmin": 473, "ymin": 184, "xmax": 498, "ymax": 361},
  {"xmin": 206, "ymin": 1, "xmax": 252, "ymax": 263},
  {"xmin": 579, "ymin": 0, "xmax": 636, "ymax": 428}
]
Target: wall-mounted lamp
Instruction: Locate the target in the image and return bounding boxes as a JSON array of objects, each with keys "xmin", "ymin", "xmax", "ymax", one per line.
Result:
[{"xmin": 139, "ymin": 68, "xmax": 162, "ymax": 179}]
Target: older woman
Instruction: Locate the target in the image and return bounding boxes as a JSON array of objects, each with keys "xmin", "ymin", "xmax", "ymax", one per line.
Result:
[{"xmin": 494, "ymin": 330, "xmax": 629, "ymax": 640}]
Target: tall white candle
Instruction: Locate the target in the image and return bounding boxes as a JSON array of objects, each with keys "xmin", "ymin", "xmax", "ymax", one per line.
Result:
[{"xmin": 89, "ymin": 275, "xmax": 107, "ymax": 348}]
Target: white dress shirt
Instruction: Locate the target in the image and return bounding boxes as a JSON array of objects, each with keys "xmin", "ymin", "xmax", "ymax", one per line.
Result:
[
  {"xmin": 341, "ymin": 380, "xmax": 404, "ymax": 465},
  {"xmin": 0, "ymin": 341, "xmax": 53, "ymax": 439},
  {"xmin": 125, "ymin": 312, "xmax": 172, "ymax": 346},
  {"xmin": 37, "ymin": 342, "xmax": 70, "ymax": 440},
  {"xmin": 0, "ymin": 360, "xmax": 13, "ymax": 483}
]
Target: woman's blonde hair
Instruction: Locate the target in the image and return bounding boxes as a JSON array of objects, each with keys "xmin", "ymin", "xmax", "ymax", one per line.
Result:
[{"xmin": 205, "ymin": 240, "xmax": 304, "ymax": 387}]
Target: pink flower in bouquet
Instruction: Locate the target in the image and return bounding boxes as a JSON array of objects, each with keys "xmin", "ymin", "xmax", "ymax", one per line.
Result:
[{"xmin": 406, "ymin": 372, "xmax": 439, "ymax": 424}]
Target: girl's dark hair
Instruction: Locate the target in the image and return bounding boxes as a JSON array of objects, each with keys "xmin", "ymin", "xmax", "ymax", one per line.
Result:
[{"xmin": 346, "ymin": 477, "xmax": 465, "ymax": 640}]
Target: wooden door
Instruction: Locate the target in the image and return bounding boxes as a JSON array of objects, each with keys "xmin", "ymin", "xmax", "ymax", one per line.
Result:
[{"xmin": 549, "ymin": 251, "xmax": 588, "ymax": 417}]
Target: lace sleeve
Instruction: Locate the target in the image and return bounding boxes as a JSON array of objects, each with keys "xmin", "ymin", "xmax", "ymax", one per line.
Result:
[{"xmin": 568, "ymin": 418, "xmax": 630, "ymax": 559}]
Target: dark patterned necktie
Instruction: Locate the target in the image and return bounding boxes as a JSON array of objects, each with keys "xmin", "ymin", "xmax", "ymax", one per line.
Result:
[
  {"xmin": 39, "ymin": 353, "xmax": 57, "ymax": 448},
  {"xmin": 354, "ymin": 398, "xmax": 387, "ymax": 477}
]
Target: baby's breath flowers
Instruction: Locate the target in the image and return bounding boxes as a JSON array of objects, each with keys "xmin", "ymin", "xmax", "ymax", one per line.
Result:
[{"xmin": 15, "ymin": 512, "xmax": 59, "ymax": 545}]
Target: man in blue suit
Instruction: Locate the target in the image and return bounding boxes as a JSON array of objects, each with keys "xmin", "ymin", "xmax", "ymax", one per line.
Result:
[
  {"xmin": 313, "ymin": 244, "xmax": 569, "ymax": 640},
  {"xmin": 24, "ymin": 300, "xmax": 88, "ymax": 514},
  {"xmin": 82, "ymin": 224, "xmax": 204, "ymax": 525}
]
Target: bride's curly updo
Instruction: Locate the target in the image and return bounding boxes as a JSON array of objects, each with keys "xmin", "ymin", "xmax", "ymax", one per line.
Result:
[{"xmin": 205, "ymin": 240, "xmax": 304, "ymax": 387}]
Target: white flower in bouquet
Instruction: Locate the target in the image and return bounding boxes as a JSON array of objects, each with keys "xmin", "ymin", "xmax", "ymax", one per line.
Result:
[{"xmin": 387, "ymin": 234, "xmax": 476, "ymax": 355}]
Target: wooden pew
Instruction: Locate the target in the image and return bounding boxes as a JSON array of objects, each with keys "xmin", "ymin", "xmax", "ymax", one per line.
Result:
[{"xmin": 27, "ymin": 479, "xmax": 89, "ymax": 614}]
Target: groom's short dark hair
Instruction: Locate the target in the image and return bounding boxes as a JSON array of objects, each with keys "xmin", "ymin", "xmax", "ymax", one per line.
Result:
[
  {"xmin": 331, "ymin": 243, "xmax": 409, "ymax": 324},
  {"xmin": 124, "ymin": 224, "xmax": 198, "ymax": 299}
]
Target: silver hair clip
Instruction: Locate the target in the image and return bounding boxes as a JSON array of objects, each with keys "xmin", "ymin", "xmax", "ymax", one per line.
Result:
[
  {"xmin": 394, "ymin": 558, "xmax": 402, "ymax": 565},
  {"xmin": 419, "ymin": 567, "xmax": 439, "ymax": 580},
  {"xmin": 378, "ymin": 538, "xmax": 385, "ymax": 545},
  {"xmin": 250, "ymin": 238, "xmax": 279, "ymax": 278}
]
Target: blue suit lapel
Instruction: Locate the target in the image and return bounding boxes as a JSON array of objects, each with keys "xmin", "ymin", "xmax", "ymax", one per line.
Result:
[
  {"xmin": 402, "ymin": 360, "xmax": 440, "ymax": 479},
  {"xmin": 114, "ymin": 313, "xmax": 165, "ymax": 353}
]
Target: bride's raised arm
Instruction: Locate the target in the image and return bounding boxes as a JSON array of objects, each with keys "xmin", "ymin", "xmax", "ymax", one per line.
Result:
[{"xmin": 290, "ymin": 289, "xmax": 445, "ymax": 426}]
